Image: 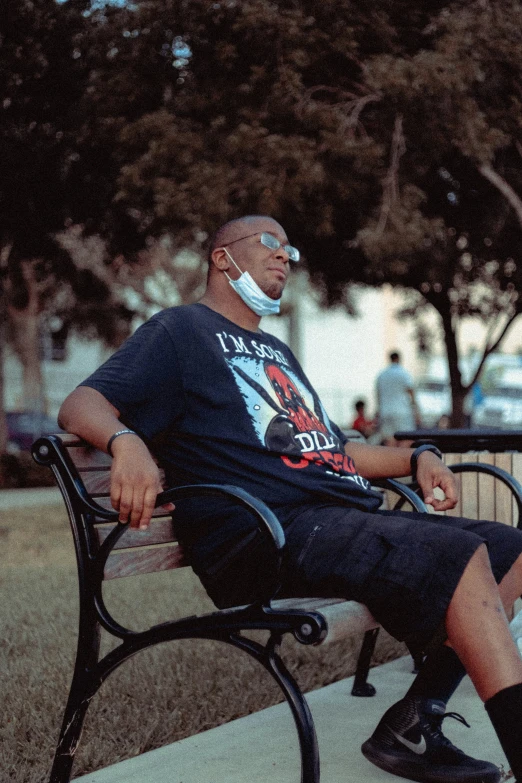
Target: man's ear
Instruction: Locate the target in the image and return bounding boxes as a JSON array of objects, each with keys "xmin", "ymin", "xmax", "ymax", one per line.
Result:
[{"xmin": 210, "ymin": 247, "xmax": 230, "ymax": 271}]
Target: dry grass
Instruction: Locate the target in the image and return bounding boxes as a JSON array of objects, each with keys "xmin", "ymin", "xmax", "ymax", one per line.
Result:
[{"xmin": 1, "ymin": 502, "xmax": 407, "ymax": 783}]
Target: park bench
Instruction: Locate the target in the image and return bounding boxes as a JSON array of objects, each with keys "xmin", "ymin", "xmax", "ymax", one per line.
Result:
[{"xmin": 31, "ymin": 433, "xmax": 522, "ymax": 783}]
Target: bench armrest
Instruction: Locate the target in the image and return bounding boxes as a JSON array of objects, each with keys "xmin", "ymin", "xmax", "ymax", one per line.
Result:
[
  {"xmin": 372, "ymin": 478, "xmax": 428, "ymax": 512},
  {"xmin": 447, "ymin": 462, "xmax": 522, "ymax": 529},
  {"xmin": 157, "ymin": 483, "xmax": 285, "ymax": 552}
]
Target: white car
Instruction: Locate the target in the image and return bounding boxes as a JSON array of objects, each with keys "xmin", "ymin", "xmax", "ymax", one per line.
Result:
[{"xmin": 471, "ymin": 386, "xmax": 522, "ymax": 429}]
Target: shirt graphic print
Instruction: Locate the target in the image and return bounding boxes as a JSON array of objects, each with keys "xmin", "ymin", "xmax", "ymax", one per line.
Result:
[{"xmin": 227, "ymin": 353, "xmax": 369, "ymax": 491}]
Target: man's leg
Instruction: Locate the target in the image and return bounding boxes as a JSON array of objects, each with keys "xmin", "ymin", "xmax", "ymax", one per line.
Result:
[
  {"xmin": 282, "ymin": 503, "xmax": 522, "ymax": 781},
  {"xmin": 406, "ymin": 549, "xmax": 522, "ymax": 703},
  {"xmin": 363, "ymin": 545, "xmax": 522, "ymax": 782},
  {"xmin": 444, "ymin": 544, "xmax": 522, "ymax": 698},
  {"xmin": 446, "ymin": 545, "xmax": 522, "ymax": 781},
  {"xmin": 389, "ymin": 551, "xmax": 522, "ymax": 781}
]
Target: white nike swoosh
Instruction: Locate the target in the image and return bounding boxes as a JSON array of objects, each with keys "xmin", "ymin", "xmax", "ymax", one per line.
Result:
[{"xmin": 391, "ymin": 729, "xmax": 427, "ymax": 755}]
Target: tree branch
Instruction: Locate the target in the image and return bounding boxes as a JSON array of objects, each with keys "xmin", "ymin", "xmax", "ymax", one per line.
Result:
[
  {"xmin": 478, "ymin": 162, "xmax": 522, "ymax": 230},
  {"xmin": 375, "ymin": 115, "xmax": 405, "ymax": 236},
  {"xmin": 467, "ymin": 308, "xmax": 521, "ymax": 389}
]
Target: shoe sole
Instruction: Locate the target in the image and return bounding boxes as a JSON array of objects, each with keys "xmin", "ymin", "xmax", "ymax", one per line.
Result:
[{"xmin": 361, "ymin": 739, "xmax": 501, "ymax": 783}]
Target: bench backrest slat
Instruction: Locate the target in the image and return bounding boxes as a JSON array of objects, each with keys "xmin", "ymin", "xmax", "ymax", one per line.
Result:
[
  {"xmin": 66, "ymin": 445, "xmax": 112, "ymax": 469},
  {"xmin": 82, "ymin": 468, "xmax": 166, "ymax": 496},
  {"xmin": 53, "ymin": 434, "xmax": 185, "ymax": 580},
  {"xmin": 103, "ymin": 543, "xmax": 186, "ymax": 580},
  {"xmin": 95, "ymin": 518, "xmax": 177, "ymax": 549},
  {"xmin": 92, "ymin": 495, "xmax": 172, "ymax": 519}
]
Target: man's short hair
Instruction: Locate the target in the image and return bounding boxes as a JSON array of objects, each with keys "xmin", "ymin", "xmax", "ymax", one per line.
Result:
[
  {"xmin": 390, "ymin": 351, "xmax": 400, "ymax": 363},
  {"xmin": 207, "ymin": 215, "xmax": 276, "ymax": 263},
  {"xmin": 355, "ymin": 400, "xmax": 365, "ymax": 411}
]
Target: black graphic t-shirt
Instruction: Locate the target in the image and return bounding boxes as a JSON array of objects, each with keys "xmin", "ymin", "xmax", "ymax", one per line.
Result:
[{"xmin": 80, "ymin": 304, "xmax": 382, "ymax": 513}]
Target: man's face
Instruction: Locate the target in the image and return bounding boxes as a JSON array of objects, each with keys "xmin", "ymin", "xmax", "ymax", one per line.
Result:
[{"xmin": 223, "ymin": 219, "xmax": 293, "ymax": 300}]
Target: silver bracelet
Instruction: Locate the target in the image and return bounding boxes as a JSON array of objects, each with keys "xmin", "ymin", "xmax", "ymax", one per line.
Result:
[{"xmin": 107, "ymin": 429, "xmax": 138, "ymax": 456}]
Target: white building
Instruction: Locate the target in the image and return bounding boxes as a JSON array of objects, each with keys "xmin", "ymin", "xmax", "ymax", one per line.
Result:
[{"xmin": 5, "ymin": 283, "xmax": 522, "ymax": 429}]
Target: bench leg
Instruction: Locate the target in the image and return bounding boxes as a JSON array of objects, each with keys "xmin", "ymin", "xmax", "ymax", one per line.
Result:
[
  {"xmin": 49, "ymin": 675, "xmax": 97, "ymax": 783},
  {"xmin": 351, "ymin": 628, "xmax": 379, "ymax": 697},
  {"xmin": 49, "ymin": 623, "xmax": 101, "ymax": 783},
  {"xmin": 229, "ymin": 632, "xmax": 320, "ymax": 783},
  {"xmin": 266, "ymin": 638, "xmax": 320, "ymax": 783}
]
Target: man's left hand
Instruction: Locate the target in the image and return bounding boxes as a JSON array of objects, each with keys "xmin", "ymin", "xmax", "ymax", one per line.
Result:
[{"xmin": 416, "ymin": 450, "xmax": 459, "ymax": 511}]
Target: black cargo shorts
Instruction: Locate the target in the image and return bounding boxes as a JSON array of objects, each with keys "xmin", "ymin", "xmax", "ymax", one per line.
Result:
[{"xmin": 279, "ymin": 504, "xmax": 522, "ymax": 654}]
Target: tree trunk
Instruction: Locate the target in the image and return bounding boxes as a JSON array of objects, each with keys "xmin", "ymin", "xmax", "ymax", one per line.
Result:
[
  {"xmin": 436, "ymin": 298, "xmax": 468, "ymax": 428},
  {"xmin": 0, "ymin": 317, "xmax": 8, "ymax": 456},
  {"xmin": 7, "ymin": 260, "xmax": 46, "ymax": 414}
]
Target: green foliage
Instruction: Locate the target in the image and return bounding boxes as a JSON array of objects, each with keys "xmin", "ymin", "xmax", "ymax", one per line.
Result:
[
  {"xmin": 3, "ymin": 0, "xmax": 522, "ymax": 423},
  {"xmin": 0, "ymin": 0, "xmax": 134, "ymax": 352}
]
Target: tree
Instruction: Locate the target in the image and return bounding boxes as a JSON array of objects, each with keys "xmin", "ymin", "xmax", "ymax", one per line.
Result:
[
  {"xmin": 352, "ymin": 0, "xmax": 522, "ymax": 423},
  {"xmin": 0, "ymin": 0, "xmax": 136, "ymax": 423},
  {"xmin": 98, "ymin": 0, "xmax": 522, "ymax": 425},
  {"xmin": 6, "ymin": 0, "xmax": 522, "ymax": 432}
]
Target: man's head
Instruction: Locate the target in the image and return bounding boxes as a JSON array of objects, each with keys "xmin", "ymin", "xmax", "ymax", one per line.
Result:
[
  {"xmin": 390, "ymin": 352, "xmax": 400, "ymax": 364},
  {"xmin": 208, "ymin": 215, "xmax": 296, "ymax": 301},
  {"xmin": 355, "ymin": 400, "xmax": 366, "ymax": 413}
]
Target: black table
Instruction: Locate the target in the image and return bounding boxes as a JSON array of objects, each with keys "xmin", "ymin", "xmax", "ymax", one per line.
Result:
[{"xmin": 394, "ymin": 428, "xmax": 522, "ymax": 453}]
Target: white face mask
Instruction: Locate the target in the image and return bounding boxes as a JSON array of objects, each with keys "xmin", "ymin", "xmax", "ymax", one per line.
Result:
[{"xmin": 223, "ymin": 248, "xmax": 281, "ymax": 316}]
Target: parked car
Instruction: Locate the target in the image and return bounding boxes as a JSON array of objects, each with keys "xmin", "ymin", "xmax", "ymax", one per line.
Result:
[
  {"xmin": 471, "ymin": 367, "xmax": 522, "ymax": 429},
  {"xmin": 6, "ymin": 411, "xmax": 62, "ymax": 452},
  {"xmin": 415, "ymin": 379, "xmax": 452, "ymax": 427},
  {"xmin": 471, "ymin": 386, "xmax": 522, "ymax": 429}
]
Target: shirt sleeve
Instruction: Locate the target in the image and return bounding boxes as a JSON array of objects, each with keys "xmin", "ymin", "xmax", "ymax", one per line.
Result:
[
  {"xmin": 401, "ymin": 368, "xmax": 414, "ymax": 389},
  {"xmin": 329, "ymin": 419, "xmax": 349, "ymax": 446},
  {"xmin": 79, "ymin": 318, "xmax": 185, "ymax": 440}
]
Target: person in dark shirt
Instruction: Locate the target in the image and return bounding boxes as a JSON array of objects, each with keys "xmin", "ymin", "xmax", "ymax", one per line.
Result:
[{"xmin": 59, "ymin": 215, "xmax": 522, "ymax": 783}]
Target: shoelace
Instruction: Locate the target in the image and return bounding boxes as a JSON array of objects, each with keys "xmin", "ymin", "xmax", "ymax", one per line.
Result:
[
  {"xmin": 424, "ymin": 710, "xmax": 471, "ymax": 747},
  {"xmin": 439, "ymin": 711, "xmax": 471, "ymax": 729}
]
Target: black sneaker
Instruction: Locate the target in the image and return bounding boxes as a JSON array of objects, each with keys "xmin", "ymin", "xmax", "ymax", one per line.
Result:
[{"xmin": 361, "ymin": 697, "xmax": 501, "ymax": 783}]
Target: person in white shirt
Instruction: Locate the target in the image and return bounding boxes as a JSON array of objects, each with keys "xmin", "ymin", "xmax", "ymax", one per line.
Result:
[{"xmin": 376, "ymin": 351, "xmax": 421, "ymax": 446}]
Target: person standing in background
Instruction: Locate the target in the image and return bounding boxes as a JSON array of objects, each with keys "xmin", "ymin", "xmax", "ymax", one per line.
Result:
[{"xmin": 376, "ymin": 351, "xmax": 421, "ymax": 446}]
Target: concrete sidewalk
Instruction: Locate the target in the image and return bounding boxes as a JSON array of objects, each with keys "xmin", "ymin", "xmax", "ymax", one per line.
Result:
[
  {"xmin": 0, "ymin": 486, "xmax": 61, "ymax": 509},
  {"xmin": 74, "ymin": 656, "xmax": 510, "ymax": 783}
]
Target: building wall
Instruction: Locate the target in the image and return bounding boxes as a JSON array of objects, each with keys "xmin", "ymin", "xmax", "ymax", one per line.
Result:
[
  {"xmin": 5, "ymin": 284, "xmax": 522, "ymax": 425},
  {"xmin": 4, "ymin": 337, "xmax": 112, "ymax": 419},
  {"xmin": 264, "ymin": 285, "xmax": 421, "ymax": 427}
]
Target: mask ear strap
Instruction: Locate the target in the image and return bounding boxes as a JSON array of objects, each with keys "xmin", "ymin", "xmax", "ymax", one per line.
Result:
[{"xmin": 223, "ymin": 248, "xmax": 243, "ymax": 278}]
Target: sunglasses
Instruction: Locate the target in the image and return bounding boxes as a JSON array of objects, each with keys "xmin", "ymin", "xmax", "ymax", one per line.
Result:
[{"xmin": 222, "ymin": 231, "xmax": 300, "ymax": 262}]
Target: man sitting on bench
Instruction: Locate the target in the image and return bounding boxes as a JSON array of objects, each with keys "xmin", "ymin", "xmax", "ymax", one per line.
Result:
[{"xmin": 59, "ymin": 214, "xmax": 522, "ymax": 783}]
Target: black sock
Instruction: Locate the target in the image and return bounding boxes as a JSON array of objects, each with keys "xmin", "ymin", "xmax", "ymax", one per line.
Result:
[
  {"xmin": 485, "ymin": 683, "xmax": 522, "ymax": 781},
  {"xmin": 406, "ymin": 644, "xmax": 466, "ymax": 705}
]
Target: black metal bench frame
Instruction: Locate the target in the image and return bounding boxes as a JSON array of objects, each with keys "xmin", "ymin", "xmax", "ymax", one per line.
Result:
[
  {"xmin": 31, "ymin": 434, "xmax": 431, "ymax": 783},
  {"xmin": 33, "ymin": 435, "xmax": 522, "ymax": 783}
]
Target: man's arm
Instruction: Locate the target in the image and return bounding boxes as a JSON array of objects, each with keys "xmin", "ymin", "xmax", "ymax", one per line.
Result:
[
  {"xmin": 344, "ymin": 440, "xmax": 458, "ymax": 511},
  {"xmin": 408, "ymin": 387, "xmax": 422, "ymax": 428},
  {"xmin": 59, "ymin": 387, "xmax": 173, "ymax": 529}
]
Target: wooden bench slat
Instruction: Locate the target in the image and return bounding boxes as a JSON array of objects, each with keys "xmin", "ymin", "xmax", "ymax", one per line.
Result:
[
  {"xmin": 477, "ymin": 453, "xmax": 496, "ymax": 522},
  {"xmin": 495, "ymin": 453, "xmax": 514, "ymax": 525},
  {"xmin": 82, "ymin": 471, "xmax": 112, "ymax": 494},
  {"xmin": 104, "ymin": 543, "xmax": 186, "ymax": 579},
  {"xmin": 55, "ymin": 433, "xmax": 84, "ymax": 446},
  {"xmin": 96, "ymin": 518, "xmax": 178, "ymax": 549},
  {"xmin": 82, "ymin": 468, "xmax": 166, "ymax": 495},
  {"xmin": 91, "ymin": 497, "xmax": 170, "ymax": 520},
  {"xmin": 68, "ymin": 446, "xmax": 112, "ymax": 469},
  {"xmin": 460, "ymin": 453, "xmax": 479, "ymax": 520}
]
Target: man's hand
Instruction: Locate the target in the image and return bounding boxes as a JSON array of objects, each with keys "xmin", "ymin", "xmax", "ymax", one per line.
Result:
[
  {"xmin": 110, "ymin": 435, "xmax": 174, "ymax": 529},
  {"xmin": 416, "ymin": 450, "xmax": 458, "ymax": 511}
]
